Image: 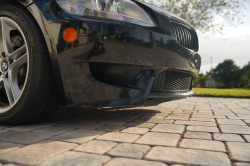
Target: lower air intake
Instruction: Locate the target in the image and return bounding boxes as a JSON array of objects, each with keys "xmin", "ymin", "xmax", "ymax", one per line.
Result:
[{"xmin": 151, "ymin": 70, "xmax": 192, "ymax": 93}]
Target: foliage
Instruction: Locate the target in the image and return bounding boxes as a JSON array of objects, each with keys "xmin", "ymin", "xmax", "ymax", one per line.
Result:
[
  {"xmin": 193, "ymin": 72, "xmax": 209, "ymax": 87},
  {"xmin": 191, "ymin": 59, "xmax": 249, "ymax": 88},
  {"xmin": 244, "ymin": 85, "xmax": 250, "ymax": 89},
  {"xmin": 142, "ymin": 0, "xmax": 248, "ymax": 34},
  {"xmin": 211, "ymin": 59, "xmax": 241, "ymax": 88},
  {"xmin": 240, "ymin": 61, "xmax": 250, "ymax": 86},
  {"xmin": 193, "ymin": 88, "xmax": 250, "ymax": 98}
]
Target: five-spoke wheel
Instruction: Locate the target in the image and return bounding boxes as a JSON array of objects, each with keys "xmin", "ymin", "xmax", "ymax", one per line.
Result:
[
  {"xmin": 0, "ymin": 17, "xmax": 29, "ymax": 113},
  {"xmin": 0, "ymin": 5, "xmax": 58, "ymax": 125}
]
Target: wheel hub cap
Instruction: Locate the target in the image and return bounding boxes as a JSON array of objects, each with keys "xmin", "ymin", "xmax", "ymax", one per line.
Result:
[{"xmin": 1, "ymin": 60, "xmax": 8, "ymax": 72}]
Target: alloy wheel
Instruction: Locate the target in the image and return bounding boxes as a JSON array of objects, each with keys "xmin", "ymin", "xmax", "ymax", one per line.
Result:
[{"xmin": 0, "ymin": 17, "xmax": 29, "ymax": 113}]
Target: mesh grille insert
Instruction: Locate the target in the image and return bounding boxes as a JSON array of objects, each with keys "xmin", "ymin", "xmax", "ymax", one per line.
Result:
[
  {"xmin": 170, "ymin": 22, "xmax": 198, "ymax": 51},
  {"xmin": 151, "ymin": 70, "xmax": 192, "ymax": 93}
]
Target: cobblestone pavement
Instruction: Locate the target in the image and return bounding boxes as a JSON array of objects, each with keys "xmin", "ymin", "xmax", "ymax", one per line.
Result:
[{"xmin": 0, "ymin": 97, "xmax": 250, "ymax": 166}]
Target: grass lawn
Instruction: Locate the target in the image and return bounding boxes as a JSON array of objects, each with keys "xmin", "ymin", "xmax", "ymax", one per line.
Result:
[{"xmin": 193, "ymin": 88, "xmax": 250, "ymax": 98}]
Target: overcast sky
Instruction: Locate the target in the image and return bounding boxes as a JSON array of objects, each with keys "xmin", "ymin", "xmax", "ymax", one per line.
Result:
[{"xmin": 198, "ymin": 3, "xmax": 250, "ymax": 73}]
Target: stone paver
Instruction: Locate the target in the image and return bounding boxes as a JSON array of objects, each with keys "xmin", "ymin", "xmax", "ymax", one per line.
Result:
[
  {"xmin": 165, "ymin": 116, "xmax": 189, "ymax": 120},
  {"xmin": 193, "ymin": 112, "xmax": 213, "ymax": 115},
  {"xmin": 0, "ymin": 141, "xmax": 77, "ymax": 165},
  {"xmin": 244, "ymin": 120, "xmax": 250, "ymax": 124},
  {"xmin": 50, "ymin": 129, "xmax": 105, "ymax": 144},
  {"xmin": 234, "ymin": 163, "xmax": 250, "ymax": 166},
  {"xmin": 228, "ymin": 117, "xmax": 250, "ymax": 120},
  {"xmin": 151, "ymin": 124, "xmax": 185, "ymax": 134},
  {"xmin": 5, "ymin": 125, "xmax": 51, "ymax": 132},
  {"xmin": 105, "ymin": 158, "xmax": 167, "ymax": 166},
  {"xmin": 187, "ymin": 126, "xmax": 219, "ymax": 132},
  {"xmin": 226, "ymin": 142, "xmax": 250, "ymax": 162},
  {"xmin": 243, "ymin": 135, "xmax": 250, "ymax": 142},
  {"xmin": 190, "ymin": 118, "xmax": 215, "ymax": 122},
  {"xmin": 171, "ymin": 164, "xmax": 191, "ymax": 166},
  {"xmin": 121, "ymin": 127, "xmax": 149, "ymax": 135},
  {"xmin": 144, "ymin": 146, "xmax": 231, "ymax": 166},
  {"xmin": 217, "ymin": 119, "xmax": 246, "ymax": 126},
  {"xmin": 175, "ymin": 120, "xmax": 216, "ymax": 127},
  {"xmin": 136, "ymin": 118, "xmax": 174, "ymax": 124},
  {"xmin": 98, "ymin": 121, "xmax": 127, "ymax": 125},
  {"xmin": 125, "ymin": 122, "xmax": 156, "ymax": 128},
  {"xmin": 0, "ymin": 142, "xmax": 23, "ymax": 155},
  {"xmin": 74, "ymin": 140, "xmax": 117, "ymax": 154},
  {"xmin": 192, "ymin": 115, "xmax": 226, "ymax": 119},
  {"xmin": 0, "ymin": 97, "xmax": 250, "ymax": 165},
  {"xmin": 0, "ymin": 126, "xmax": 9, "ymax": 130},
  {"xmin": 96, "ymin": 132, "xmax": 140, "ymax": 143},
  {"xmin": 193, "ymin": 114, "xmax": 214, "ymax": 118},
  {"xmin": 56, "ymin": 122, "xmax": 104, "ymax": 129},
  {"xmin": 213, "ymin": 133, "xmax": 244, "ymax": 142},
  {"xmin": 0, "ymin": 130, "xmax": 7, "ymax": 134},
  {"xmin": 0, "ymin": 131, "xmax": 53, "ymax": 144},
  {"xmin": 141, "ymin": 115, "xmax": 166, "ymax": 119},
  {"xmin": 179, "ymin": 139, "xmax": 226, "ymax": 152},
  {"xmin": 97, "ymin": 125, "xmax": 126, "ymax": 132},
  {"xmin": 135, "ymin": 132, "xmax": 180, "ymax": 146},
  {"xmin": 33, "ymin": 127, "xmax": 75, "ymax": 135},
  {"xmin": 184, "ymin": 131, "xmax": 211, "ymax": 140},
  {"xmin": 40, "ymin": 151, "xmax": 110, "ymax": 166},
  {"xmin": 106, "ymin": 143, "xmax": 150, "ymax": 159},
  {"xmin": 220, "ymin": 125, "xmax": 250, "ymax": 134}
]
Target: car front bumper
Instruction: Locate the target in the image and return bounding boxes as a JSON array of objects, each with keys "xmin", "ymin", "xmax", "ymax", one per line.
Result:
[{"xmin": 27, "ymin": 0, "xmax": 201, "ymax": 107}]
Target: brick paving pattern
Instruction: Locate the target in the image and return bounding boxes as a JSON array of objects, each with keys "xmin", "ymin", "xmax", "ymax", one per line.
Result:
[{"xmin": 0, "ymin": 97, "xmax": 250, "ymax": 166}]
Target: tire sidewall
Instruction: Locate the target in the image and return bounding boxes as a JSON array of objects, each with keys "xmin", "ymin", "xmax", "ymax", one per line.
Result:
[{"xmin": 0, "ymin": 5, "xmax": 39, "ymax": 122}]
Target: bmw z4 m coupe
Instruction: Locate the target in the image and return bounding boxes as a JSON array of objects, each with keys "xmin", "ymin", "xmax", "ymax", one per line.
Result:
[{"xmin": 0, "ymin": 0, "xmax": 201, "ymax": 125}]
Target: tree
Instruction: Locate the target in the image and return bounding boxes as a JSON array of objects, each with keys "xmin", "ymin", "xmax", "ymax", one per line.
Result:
[
  {"xmin": 142, "ymin": 0, "xmax": 248, "ymax": 34},
  {"xmin": 193, "ymin": 72, "xmax": 209, "ymax": 87},
  {"xmin": 240, "ymin": 61, "xmax": 250, "ymax": 86},
  {"xmin": 211, "ymin": 59, "xmax": 240, "ymax": 88}
]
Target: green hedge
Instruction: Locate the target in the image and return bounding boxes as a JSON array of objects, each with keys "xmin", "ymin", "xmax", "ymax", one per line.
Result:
[{"xmin": 244, "ymin": 85, "xmax": 250, "ymax": 89}]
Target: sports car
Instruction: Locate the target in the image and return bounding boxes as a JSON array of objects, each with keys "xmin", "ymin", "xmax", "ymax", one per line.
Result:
[{"xmin": 0, "ymin": 0, "xmax": 201, "ymax": 125}]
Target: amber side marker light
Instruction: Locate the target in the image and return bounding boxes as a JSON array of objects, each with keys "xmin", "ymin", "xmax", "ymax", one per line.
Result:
[{"xmin": 63, "ymin": 28, "xmax": 77, "ymax": 43}]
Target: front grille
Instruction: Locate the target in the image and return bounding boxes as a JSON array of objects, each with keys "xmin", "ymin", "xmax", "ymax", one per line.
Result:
[
  {"xmin": 151, "ymin": 70, "xmax": 192, "ymax": 93},
  {"xmin": 170, "ymin": 22, "xmax": 198, "ymax": 50}
]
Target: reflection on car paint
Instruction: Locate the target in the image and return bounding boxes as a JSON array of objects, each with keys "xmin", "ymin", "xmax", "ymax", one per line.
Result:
[{"xmin": 23, "ymin": 0, "xmax": 201, "ymax": 106}]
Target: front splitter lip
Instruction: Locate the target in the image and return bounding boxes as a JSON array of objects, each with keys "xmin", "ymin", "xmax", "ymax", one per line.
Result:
[{"xmin": 148, "ymin": 90, "xmax": 195, "ymax": 99}]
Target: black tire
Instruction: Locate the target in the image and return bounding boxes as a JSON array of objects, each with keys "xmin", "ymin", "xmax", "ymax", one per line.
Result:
[{"xmin": 0, "ymin": 4, "xmax": 58, "ymax": 125}]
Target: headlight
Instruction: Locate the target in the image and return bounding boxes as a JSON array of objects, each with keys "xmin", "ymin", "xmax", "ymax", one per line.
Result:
[{"xmin": 56, "ymin": 0, "xmax": 155, "ymax": 27}]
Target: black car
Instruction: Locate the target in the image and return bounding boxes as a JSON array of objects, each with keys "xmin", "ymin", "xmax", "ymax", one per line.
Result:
[{"xmin": 0, "ymin": 0, "xmax": 201, "ymax": 125}]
